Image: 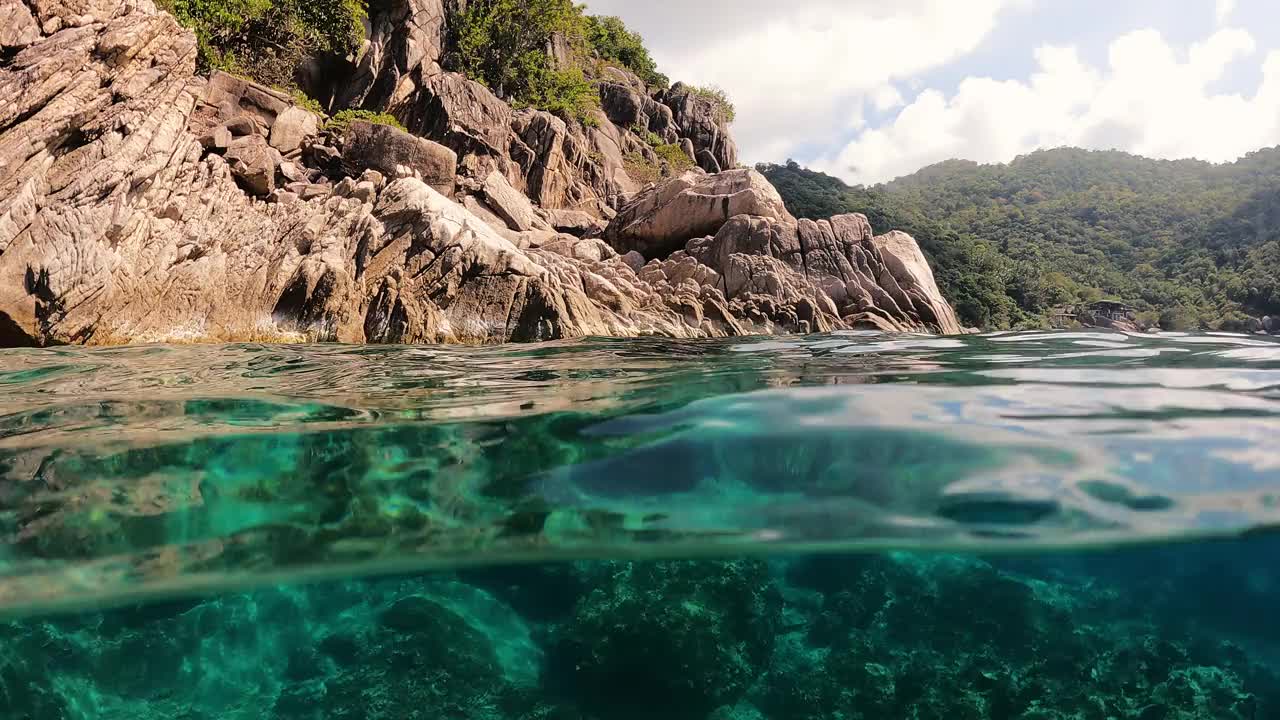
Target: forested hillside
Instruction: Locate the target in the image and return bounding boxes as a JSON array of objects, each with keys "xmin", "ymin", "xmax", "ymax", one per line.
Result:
[{"xmin": 761, "ymin": 150, "xmax": 1280, "ymax": 330}]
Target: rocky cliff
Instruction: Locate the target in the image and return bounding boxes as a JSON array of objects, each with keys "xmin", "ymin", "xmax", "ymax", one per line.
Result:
[{"xmin": 0, "ymin": 0, "xmax": 960, "ymax": 347}]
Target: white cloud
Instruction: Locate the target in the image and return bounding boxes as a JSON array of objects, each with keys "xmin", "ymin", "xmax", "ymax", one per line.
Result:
[
  {"xmin": 1216, "ymin": 0, "xmax": 1237, "ymax": 24},
  {"xmin": 816, "ymin": 27, "xmax": 1280, "ymax": 185},
  {"xmin": 582, "ymin": 0, "xmax": 1025, "ymax": 162}
]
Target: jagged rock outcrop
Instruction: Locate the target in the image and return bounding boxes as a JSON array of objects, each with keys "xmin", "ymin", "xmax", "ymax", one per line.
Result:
[
  {"xmin": 0, "ymin": 0, "xmax": 960, "ymax": 348},
  {"xmin": 605, "ymin": 169, "xmax": 794, "ymax": 260},
  {"xmin": 664, "ymin": 82, "xmax": 739, "ymax": 173}
]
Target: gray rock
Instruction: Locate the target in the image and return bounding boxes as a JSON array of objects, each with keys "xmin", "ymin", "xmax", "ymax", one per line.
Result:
[
  {"xmin": 335, "ymin": 0, "xmax": 448, "ymax": 112},
  {"xmin": 462, "ymin": 195, "xmax": 514, "ymax": 234},
  {"xmin": 664, "ymin": 82, "xmax": 740, "ymax": 174},
  {"xmin": 545, "ymin": 209, "xmax": 607, "ymax": 238},
  {"xmin": 482, "ymin": 171, "xmax": 550, "ymax": 232},
  {"xmin": 268, "ymin": 106, "xmax": 319, "ymax": 154},
  {"xmin": 622, "ymin": 251, "xmax": 647, "ymax": 273},
  {"xmin": 342, "ymin": 120, "xmax": 457, "ymax": 195},
  {"xmin": 605, "ymin": 168, "xmax": 794, "ymax": 259},
  {"xmin": 224, "ymin": 135, "xmax": 277, "ymax": 196},
  {"xmin": 409, "ymin": 72, "xmax": 513, "ymax": 158}
]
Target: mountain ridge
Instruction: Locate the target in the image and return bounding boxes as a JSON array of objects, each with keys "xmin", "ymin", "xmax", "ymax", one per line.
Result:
[{"xmin": 761, "ymin": 147, "xmax": 1280, "ymax": 331}]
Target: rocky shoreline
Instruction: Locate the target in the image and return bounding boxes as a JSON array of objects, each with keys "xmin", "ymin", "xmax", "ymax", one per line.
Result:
[{"xmin": 0, "ymin": 0, "xmax": 960, "ymax": 348}]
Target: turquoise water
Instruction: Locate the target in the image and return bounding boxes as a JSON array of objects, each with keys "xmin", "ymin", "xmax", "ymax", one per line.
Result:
[{"xmin": 2, "ymin": 331, "xmax": 1279, "ymax": 718}]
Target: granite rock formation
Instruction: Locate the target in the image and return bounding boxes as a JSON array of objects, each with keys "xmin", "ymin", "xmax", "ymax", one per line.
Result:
[{"xmin": 0, "ymin": 0, "xmax": 961, "ymax": 347}]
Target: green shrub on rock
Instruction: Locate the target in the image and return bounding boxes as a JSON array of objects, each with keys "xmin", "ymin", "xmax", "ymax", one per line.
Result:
[
  {"xmin": 159, "ymin": 0, "xmax": 365, "ymax": 87},
  {"xmin": 585, "ymin": 15, "xmax": 669, "ymax": 88},
  {"xmin": 326, "ymin": 109, "xmax": 406, "ymax": 134},
  {"xmin": 450, "ymin": 0, "xmax": 601, "ymax": 125}
]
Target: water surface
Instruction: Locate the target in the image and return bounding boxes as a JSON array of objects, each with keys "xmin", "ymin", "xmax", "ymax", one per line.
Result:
[{"xmin": 2, "ymin": 330, "xmax": 1278, "ymax": 616}]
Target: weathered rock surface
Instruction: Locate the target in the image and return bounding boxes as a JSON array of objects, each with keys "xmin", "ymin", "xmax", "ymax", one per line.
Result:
[
  {"xmin": 269, "ymin": 105, "xmax": 319, "ymax": 155},
  {"xmin": 665, "ymin": 82, "xmax": 739, "ymax": 174},
  {"xmin": 333, "ymin": 0, "xmax": 448, "ymax": 113},
  {"xmin": 605, "ymin": 169, "xmax": 794, "ymax": 260},
  {"xmin": 482, "ymin": 170, "xmax": 550, "ymax": 232},
  {"xmin": 0, "ymin": 0, "xmax": 961, "ymax": 347},
  {"xmin": 342, "ymin": 120, "xmax": 457, "ymax": 195}
]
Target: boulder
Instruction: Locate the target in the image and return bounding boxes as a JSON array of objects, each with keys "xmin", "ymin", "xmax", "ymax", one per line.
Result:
[
  {"xmin": 224, "ymin": 135, "xmax": 277, "ymax": 196},
  {"xmin": 268, "ymin": 106, "xmax": 319, "ymax": 154},
  {"xmin": 545, "ymin": 208, "xmax": 607, "ymax": 238},
  {"xmin": 223, "ymin": 114, "xmax": 261, "ymax": 137},
  {"xmin": 1, "ymin": 1, "xmax": 41, "ymax": 49},
  {"xmin": 482, "ymin": 171, "xmax": 551, "ymax": 232},
  {"xmin": 342, "ymin": 120, "xmax": 457, "ymax": 195},
  {"xmin": 196, "ymin": 71, "xmax": 291, "ymax": 137},
  {"xmin": 599, "ymin": 82, "xmax": 678, "ymax": 143},
  {"xmin": 408, "ymin": 72, "xmax": 514, "ymax": 158},
  {"xmin": 605, "ymin": 169, "xmax": 794, "ymax": 259},
  {"xmin": 199, "ymin": 126, "xmax": 232, "ymax": 151},
  {"xmin": 871, "ymin": 231, "xmax": 963, "ymax": 335}
]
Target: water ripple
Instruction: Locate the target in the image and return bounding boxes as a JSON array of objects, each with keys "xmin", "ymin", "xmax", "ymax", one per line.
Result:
[{"xmin": 0, "ymin": 330, "xmax": 1278, "ymax": 614}]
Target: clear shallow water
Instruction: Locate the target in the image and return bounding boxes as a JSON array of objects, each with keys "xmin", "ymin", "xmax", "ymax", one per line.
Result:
[
  {"xmin": 1, "ymin": 330, "xmax": 1279, "ymax": 616},
  {"xmin": 3, "ymin": 331, "xmax": 1280, "ymax": 719}
]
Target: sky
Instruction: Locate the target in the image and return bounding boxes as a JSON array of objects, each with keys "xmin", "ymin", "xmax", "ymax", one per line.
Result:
[{"xmin": 581, "ymin": 0, "xmax": 1280, "ymax": 185}]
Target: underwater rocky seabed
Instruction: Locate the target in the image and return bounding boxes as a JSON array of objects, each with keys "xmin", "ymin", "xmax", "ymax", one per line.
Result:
[
  {"xmin": 2, "ymin": 331, "xmax": 1280, "ymax": 719},
  {"xmin": 3, "ymin": 546, "xmax": 1280, "ymax": 720}
]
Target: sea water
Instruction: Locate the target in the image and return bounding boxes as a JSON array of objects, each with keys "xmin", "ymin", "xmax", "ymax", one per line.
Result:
[{"xmin": 1, "ymin": 331, "xmax": 1278, "ymax": 719}]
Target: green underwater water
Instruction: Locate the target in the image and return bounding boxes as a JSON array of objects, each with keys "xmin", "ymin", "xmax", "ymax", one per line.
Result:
[{"xmin": 2, "ymin": 330, "xmax": 1280, "ymax": 719}]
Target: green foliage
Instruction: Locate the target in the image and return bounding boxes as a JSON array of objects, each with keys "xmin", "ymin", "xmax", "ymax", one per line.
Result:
[
  {"xmin": 325, "ymin": 109, "xmax": 405, "ymax": 134},
  {"xmin": 518, "ymin": 66, "xmax": 601, "ymax": 127},
  {"xmin": 654, "ymin": 143, "xmax": 694, "ymax": 173},
  {"xmin": 631, "ymin": 124, "xmax": 663, "ymax": 148},
  {"xmin": 624, "ymin": 145, "xmax": 693, "ymax": 185},
  {"xmin": 450, "ymin": 0, "xmax": 601, "ymax": 125},
  {"xmin": 290, "ymin": 89, "xmax": 324, "ymax": 115},
  {"xmin": 160, "ymin": 0, "xmax": 365, "ymax": 87},
  {"xmin": 585, "ymin": 15, "xmax": 669, "ymax": 88},
  {"xmin": 688, "ymin": 84, "xmax": 736, "ymax": 123},
  {"xmin": 761, "ymin": 149, "xmax": 1280, "ymax": 330}
]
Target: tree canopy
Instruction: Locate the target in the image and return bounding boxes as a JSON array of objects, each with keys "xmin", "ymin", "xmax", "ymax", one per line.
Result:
[{"xmin": 760, "ymin": 149, "xmax": 1280, "ymax": 331}]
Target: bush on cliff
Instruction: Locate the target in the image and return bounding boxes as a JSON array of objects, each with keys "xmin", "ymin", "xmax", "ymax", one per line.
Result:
[
  {"xmin": 450, "ymin": 0, "xmax": 602, "ymax": 125},
  {"xmin": 159, "ymin": 0, "xmax": 365, "ymax": 87},
  {"xmin": 585, "ymin": 15, "xmax": 669, "ymax": 88}
]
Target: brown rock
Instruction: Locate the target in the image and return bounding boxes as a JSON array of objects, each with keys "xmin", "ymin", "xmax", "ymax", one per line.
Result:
[
  {"xmin": 200, "ymin": 126, "xmax": 233, "ymax": 151},
  {"xmin": 225, "ymin": 135, "xmax": 277, "ymax": 196},
  {"xmin": 342, "ymin": 120, "xmax": 457, "ymax": 195},
  {"xmin": 605, "ymin": 168, "xmax": 794, "ymax": 259},
  {"xmin": 1, "ymin": 1, "xmax": 41, "ymax": 49},
  {"xmin": 223, "ymin": 114, "xmax": 260, "ymax": 137}
]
